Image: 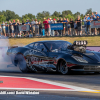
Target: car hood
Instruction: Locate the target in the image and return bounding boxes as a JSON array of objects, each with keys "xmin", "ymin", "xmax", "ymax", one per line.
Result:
[{"xmin": 70, "ymin": 50, "xmax": 100, "ymax": 63}]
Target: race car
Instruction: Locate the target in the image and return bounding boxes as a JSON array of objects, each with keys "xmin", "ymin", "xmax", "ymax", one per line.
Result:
[{"xmin": 7, "ymin": 40, "xmax": 100, "ymax": 74}]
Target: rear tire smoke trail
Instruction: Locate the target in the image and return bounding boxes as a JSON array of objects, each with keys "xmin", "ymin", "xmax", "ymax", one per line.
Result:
[{"xmin": 0, "ymin": 35, "xmax": 21, "ymax": 72}]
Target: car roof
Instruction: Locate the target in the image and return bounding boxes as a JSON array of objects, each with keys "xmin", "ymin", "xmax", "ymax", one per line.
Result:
[{"xmin": 34, "ymin": 40, "xmax": 66, "ymax": 43}]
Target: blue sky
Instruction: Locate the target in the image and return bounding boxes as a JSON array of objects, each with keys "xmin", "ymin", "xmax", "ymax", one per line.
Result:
[{"xmin": 0, "ymin": 0, "xmax": 99, "ymax": 17}]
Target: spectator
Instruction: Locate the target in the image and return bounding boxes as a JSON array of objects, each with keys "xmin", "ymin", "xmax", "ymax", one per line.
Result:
[
  {"xmin": 12, "ymin": 20, "xmax": 16, "ymax": 37},
  {"xmin": 16, "ymin": 20, "xmax": 20, "ymax": 37},
  {"xmin": 83, "ymin": 15, "xmax": 87, "ymax": 34},
  {"xmin": 49, "ymin": 18, "xmax": 53, "ymax": 36},
  {"xmin": 95, "ymin": 11, "xmax": 99, "ymax": 18},
  {"xmin": 77, "ymin": 16, "xmax": 82, "ymax": 36},
  {"xmin": 97, "ymin": 16, "xmax": 100, "ymax": 21},
  {"xmin": 52, "ymin": 18, "xmax": 57, "ymax": 36},
  {"xmin": 5, "ymin": 22, "xmax": 9, "ymax": 37},
  {"xmin": 47, "ymin": 18, "xmax": 51, "ymax": 36},
  {"xmin": 43, "ymin": 18, "xmax": 49, "ymax": 36},
  {"xmin": 0, "ymin": 24, "xmax": 2, "ymax": 36},
  {"xmin": 91, "ymin": 12, "xmax": 94, "ymax": 19},
  {"xmin": 11, "ymin": 21, "xmax": 14, "ymax": 37},
  {"xmin": 1, "ymin": 21, "xmax": 6, "ymax": 36},
  {"xmin": 34, "ymin": 19, "xmax": 39, "ymax": 36},
  {"xmin": 86, "ymin": 14, "xmax": 91, "ymax": 35},
  {"xmin": 90, "ymin": 17, "xmax": 93, "ymax": 35},
  {"xmin": 63, "ymin": 18, "xmax": 68, "ymax": 35},
  {"xmin": 22, "ymin": 20, "xmax": 25, "ymax": 25},
  {"xmin": 74, "ymin": 20, "xmax": 77, "ymax": 36},
  {"xmin": 67, "ymin": 18, "xmax": 71, "ymax": 36},
  {"xmin": 38, "ymin": 21, "xmax": 42, "ymax": 36},
  {"xmin": 92, "ymin": 15, "xmax": 97, "ymax": 35},
  {"xmin": 9, "ymin": 21, "xmax": 12, "ymax": 37},
  {"xmin": 22, "ymin": 20, "xmax": 26, "ymax": 37},
  {"xmin": 60, "ymin": 18, "xmax": 64, "ymax": 36},
  {"xmin": 25, "ymin": 19, "xmax": 30, "ymax": 37},
  {"xmin": 31, "ymin": 18, "xmax": 35, "ymax": 36},
  {"xmin": 57, "ymin": 18, "xmax": 61, "ymax": 36},
  {"xmin": 70, "ymin": 18, "xmax": 74, "ymax": 36}
]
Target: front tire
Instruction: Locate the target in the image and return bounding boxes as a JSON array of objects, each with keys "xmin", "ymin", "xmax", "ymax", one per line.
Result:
[{"xmin": 59, "ymin": 60, "xmax": 69, "ymax": 75}]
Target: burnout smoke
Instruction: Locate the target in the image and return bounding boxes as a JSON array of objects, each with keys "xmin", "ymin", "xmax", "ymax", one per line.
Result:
[{"xmin": 0, "ymin": 35, "xmax": 21, "ymax": 72}]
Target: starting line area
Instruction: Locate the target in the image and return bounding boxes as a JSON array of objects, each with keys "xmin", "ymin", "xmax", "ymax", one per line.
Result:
[{"xmin": 0, "ymin": 75, "xmax": 100, "ymax": 93}]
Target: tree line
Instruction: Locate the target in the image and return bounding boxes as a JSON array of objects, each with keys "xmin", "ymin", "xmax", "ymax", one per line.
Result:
[{"xmin": 0, "ymin": 8, "xmax": 94, "ymax": 23}]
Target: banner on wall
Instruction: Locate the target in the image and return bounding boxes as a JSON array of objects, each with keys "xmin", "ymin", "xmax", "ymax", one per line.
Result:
[
  {"xmin": 19, "ymin": 25, "xmax": 29, "ymax": 31},
  {"xmin": 50, "ymin": 23, "xmax": 63, "ymax": 30},
  {"xmin": 91, "ymin": 21, "xmax": 100, "ymax": 28}
]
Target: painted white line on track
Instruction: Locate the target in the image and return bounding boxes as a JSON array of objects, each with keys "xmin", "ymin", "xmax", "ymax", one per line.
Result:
[{"xmin": 0, "ymin": 75, "xmax": 96, "ymax": 92}]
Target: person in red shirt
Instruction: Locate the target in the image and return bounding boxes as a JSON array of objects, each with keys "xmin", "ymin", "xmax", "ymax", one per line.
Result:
[{"xmin": 43, "ymin": 18, "xmax": 49, "ymax": 36}]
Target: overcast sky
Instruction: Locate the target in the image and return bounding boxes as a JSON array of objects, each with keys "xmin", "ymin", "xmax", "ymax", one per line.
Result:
[{"xmin": 0, "ymin": 0, "xmax": 99, "ymax": 17}]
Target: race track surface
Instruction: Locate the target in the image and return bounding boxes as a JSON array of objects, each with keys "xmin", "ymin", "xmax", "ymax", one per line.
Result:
[{"xmin": 0, "ymin": 70, "xmax": 100, "ymax": 100}]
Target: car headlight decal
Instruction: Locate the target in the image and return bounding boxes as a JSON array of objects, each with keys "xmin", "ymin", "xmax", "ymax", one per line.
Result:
[{"xmin": 72, "ymin": 56, "xmax": 88, "ymax": 63}]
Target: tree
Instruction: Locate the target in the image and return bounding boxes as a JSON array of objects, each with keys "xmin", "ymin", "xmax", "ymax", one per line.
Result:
[
  {"xmin": 0, "ymin": 15, "xmax": 6, "ymax": 23},
  {"xmin": 36, "ymin": 11, "xmax": 50, "ymax": 19},
  {"xmin": 85, "ymin": 8, "xmax": 92, "ymax": 16},
  {"xmin": 52, "ymin": 11, "xmax": 61, "ymax": 17},
  {"xmin": 62, "ymin": 10, "xmax": 73, "ymax": 17},
  {"xmin": 65, "ymin": 14, "xmax": 75, "ymax": 21}
]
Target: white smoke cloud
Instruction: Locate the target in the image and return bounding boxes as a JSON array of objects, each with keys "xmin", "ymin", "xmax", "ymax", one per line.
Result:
[{"xmin": 0, "ymin": 35, "xmax": 21, "ymax": 72}]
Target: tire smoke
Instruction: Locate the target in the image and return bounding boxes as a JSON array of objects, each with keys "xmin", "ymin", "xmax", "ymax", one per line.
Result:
[{"xmin": 0, "ymin": 35, "xmax": 21, "ymax": 72}]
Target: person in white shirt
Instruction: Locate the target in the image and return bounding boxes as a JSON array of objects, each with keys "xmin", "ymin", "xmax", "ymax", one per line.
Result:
[
  {"xmin": 31, "ymin": 18, "xmax": 36, "ymax": 35},
  {"xmin": 35, "ymin": 19, "xmax": 39, "ymax": 36}
]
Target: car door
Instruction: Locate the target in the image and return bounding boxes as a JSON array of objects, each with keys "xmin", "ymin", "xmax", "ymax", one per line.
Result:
[{"xmin": 33, "ymin": 43, "xmax": 49, "ymax": 69}]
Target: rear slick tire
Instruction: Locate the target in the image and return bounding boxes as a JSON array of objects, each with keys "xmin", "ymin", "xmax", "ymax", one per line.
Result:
[{"xmin": 17, "ymin": 54, "xmax": 28, "ymax": 73}]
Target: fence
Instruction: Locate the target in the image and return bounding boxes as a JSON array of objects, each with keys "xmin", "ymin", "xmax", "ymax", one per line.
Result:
[{"xmin": 0, "ymin": 21, "xmax": 100, "ymax": 38}]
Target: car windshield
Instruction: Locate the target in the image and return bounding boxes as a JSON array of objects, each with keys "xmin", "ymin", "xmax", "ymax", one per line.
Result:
[{"xmin": 44, "ymin": 41, "xmax": 72, "ymax": 52}]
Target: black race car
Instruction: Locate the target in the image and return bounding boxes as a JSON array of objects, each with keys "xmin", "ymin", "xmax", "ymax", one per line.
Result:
[{"xmin": 7, "ymin": 40, "xmax": 100, "ymax": 74}]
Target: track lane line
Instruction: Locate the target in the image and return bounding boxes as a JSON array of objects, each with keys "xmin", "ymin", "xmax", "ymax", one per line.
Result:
[{"xmin": 0, "ymin": 75, "xmax": 98, "ymax": 92}]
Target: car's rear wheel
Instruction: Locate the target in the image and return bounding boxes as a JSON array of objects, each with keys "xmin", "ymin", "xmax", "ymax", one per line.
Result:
[
  {"xmin": 59, "ymin": 60, "xmax": 69, "ymax": 75},
  {"xmin": 17, "ymin": 54, "xmax": 36, "ymax": 73}
]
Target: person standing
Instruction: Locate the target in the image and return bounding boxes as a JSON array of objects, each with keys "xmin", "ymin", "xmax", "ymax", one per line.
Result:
[
  {"xmin": 74, "ymin": 20, "xmax": 77, "ymax": 36},
  {"xmin": 86, "ymin": 14, "xmax": 91, "ymax": 35},
  {"xmin": 38, "ymin": 21, "xmax": 42, "ymax": 36},
  {"xmin": 63, "ymin": 18, "xmax": 68, "ymax": 35},
  {"xmin": 83, "ymin": 15, "xmax": 87, "ymax": 35},
  {"xmin": 57, "ymin": 18, "xmax": 61, "ymax": 36},
  {"xmin": 34, "ymin": 19, "xmax": 39, "ymax": 36},
  {"xmin": 70, "ymin": 18, "xmax": 74, "ymax": 36},
  {"xmin": 5, "ymin": 22, "xmax": 9, "ymax": 37},
  {"xmin": 43, "ymin": 18, "xmax": 49, "ymax": 36},
  {"xmin": 77, "ymin": 16, "xmax": 82, "ymax": 36},
  {"xmin": 95, "ymin": 11, "xmax": 99, "ymax": 18},
  {"xmin": 67, "ymin": 18, "xmax": 71, "ymax": 36},
  {"xmin": 1, "ymin": 21, "xmax": 6, "ymax": 36},
  {"xmin": 9, "ymin": 20, "xmax": 12, "ymax": 37},
  {"xmin": 16, "ymin": 20, "xmax": 20, "ymax": 37},
  {"xmin": 60, "ymin": 18, "xmax": 64, "ymax": 36},
  {"xmin": 49, "ymin": 18, "xmax": 53, "ymax": 36},
  {"xmin": 12, "ymin": 20, "xmax": 16, "ymax": 37},
  {"xmin": 31, "ymin": 18, "xmax": 36, "ymax": 36},
  {"xmin": 0, "ymin": 24, "xmax": 2, "ymax": 36}
]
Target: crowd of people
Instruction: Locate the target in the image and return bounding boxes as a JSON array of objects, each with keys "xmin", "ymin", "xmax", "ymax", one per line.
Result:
[{"xmin": 0, "ymin": 11, "xmax": 100, "ymax": 38}]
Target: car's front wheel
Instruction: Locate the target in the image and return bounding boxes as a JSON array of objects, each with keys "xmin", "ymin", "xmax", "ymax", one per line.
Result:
[{"xmin": 59, "ymin": 60, "xmax": 69, "ymax": 75}]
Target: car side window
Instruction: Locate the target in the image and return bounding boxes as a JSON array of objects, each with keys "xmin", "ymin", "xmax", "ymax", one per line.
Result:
[
  {"xmin": 29, "ymin": 43, "xmax": 34, "ymax": 48},
  {"xmin": 34, "ymin": 43, "xmax": 47, "ymax": 52}
]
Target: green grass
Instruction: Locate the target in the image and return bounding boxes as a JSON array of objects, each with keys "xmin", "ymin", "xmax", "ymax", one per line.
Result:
[{"xmin": 8, "ymin": 36, "xmax": 100, "ymax": 46}]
